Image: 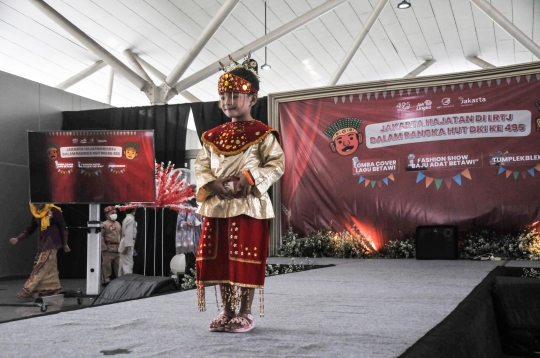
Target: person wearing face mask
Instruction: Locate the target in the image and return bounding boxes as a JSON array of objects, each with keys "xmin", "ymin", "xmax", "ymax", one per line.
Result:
[{"xmin": 100, "ymin": 206, "xmax": 121, "ymax": 285}]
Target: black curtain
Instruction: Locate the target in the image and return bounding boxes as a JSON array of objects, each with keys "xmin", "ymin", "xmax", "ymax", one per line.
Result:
[
  {"xmin": 59, "ymin": 98, "xmax": 268, "ymax": 278},
  {"xmin": 131, "ymin": 208, "xmax": 178, "ymax": 277},
  {"xmin": 57, "ymin": 204, "xmax": 90, "ymax": 279},
  {"xmin": 63, "ymin": 98, "xmax": 267, "ymax": 158},
  {"xmin": 63, "ymin": 104, "xmax": 191, "ymax": 166}
]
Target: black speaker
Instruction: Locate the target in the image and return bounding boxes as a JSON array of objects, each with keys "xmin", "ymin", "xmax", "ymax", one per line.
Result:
[{"xmin": 415, "ymin": 225, "xmax": 458, "ymax": 260}]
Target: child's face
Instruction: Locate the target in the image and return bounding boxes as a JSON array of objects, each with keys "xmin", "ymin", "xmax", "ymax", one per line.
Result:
[{"xmin": 219, "ymin": 92, "xmax": 254, "ymax": 119}]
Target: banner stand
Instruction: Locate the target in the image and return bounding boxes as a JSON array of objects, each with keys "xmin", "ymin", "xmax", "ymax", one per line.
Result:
[
  {"xmin": 144, "ymin": 208, "xmax": 147, "ymax": 276},
  {"xmin": 86, "ymin": 204, "xmax": 101, "ymax": 295},
  {"xmin": 161, "ymin": 208, "xmax": 164, "ymax": 277}
]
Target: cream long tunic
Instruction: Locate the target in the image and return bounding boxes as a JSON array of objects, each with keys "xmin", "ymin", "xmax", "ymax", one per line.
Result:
[{"xmin": 194, "ymin": 133, "xmax": 284, "ymax": 219}]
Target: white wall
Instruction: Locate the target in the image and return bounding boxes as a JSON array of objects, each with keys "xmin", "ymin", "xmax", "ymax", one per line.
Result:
[
  {"xmin": 185, "ymin": 129, "xmax": 201, "ymax": 151},
  {"xmin": 0, "ymin": 70, "xmax": 111, "ymax": 278}
]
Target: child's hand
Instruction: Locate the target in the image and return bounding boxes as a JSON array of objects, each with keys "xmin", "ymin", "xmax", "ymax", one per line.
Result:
[
  {"xmin": 207, "ymin": 179, "xmax": 234, "ymax": 200},
  {"xmin": 236, "ymin": 174, "xmax": 252, "ymax": 198}
]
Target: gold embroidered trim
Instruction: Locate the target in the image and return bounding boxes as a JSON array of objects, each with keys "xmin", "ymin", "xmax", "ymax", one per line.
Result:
[
  {"xmin": 229, "ymin": 257, "xmax": 262, "ymax": 264},
  {"xmin": 196, "ymin": 219, "xmax": 219, "ymax": 261},
  {"xmin": 196, "ymin": 280, "xmax": 264, "ymax": 289},
  {"xmin": 201, "ymin": 129, "xmax": 278, "ymax": 156}
]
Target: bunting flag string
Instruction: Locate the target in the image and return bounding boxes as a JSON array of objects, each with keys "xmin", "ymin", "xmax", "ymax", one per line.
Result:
[
  {"xmin": 80, "ymin": 169, "xmax": 101, "ymax": 176},
  {"xmin": 332, "ymin": 72, "xmax": 540, "ymax": 105},
  {"xmin": 415, "ymin": 168, "xmax": 472, "ymax": 190},
  {"xmin": 358, "ymin": 173, "xmax": 395, "ymax": 189},
  {"xmin": 497, "ymin": 164, "xmax": 540, "ymax": 180}
]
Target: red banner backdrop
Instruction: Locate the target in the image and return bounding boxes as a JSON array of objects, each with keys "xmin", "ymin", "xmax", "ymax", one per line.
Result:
[
  {"xmin": 280, "ymin": 75, "xmax": 540, "ymax": 249},
  {"xmin": 28, "ymin": 130, "xmax": 155, "ymax": 203}
]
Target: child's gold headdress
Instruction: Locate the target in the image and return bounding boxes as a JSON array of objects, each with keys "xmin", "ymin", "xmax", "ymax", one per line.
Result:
[{"xmin": 218, "ymin": 53, "xmax": 260, "ymax": 94}]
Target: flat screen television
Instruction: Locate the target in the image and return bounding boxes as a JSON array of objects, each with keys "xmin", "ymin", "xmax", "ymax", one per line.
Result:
[{"xmin": 28, "ymin": 130, "xmax": 156, "ymax": 203}]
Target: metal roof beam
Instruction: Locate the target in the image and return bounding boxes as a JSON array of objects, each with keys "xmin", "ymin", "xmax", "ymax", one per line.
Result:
[
  {"xmin": 328, "ymin": 0, "xmax": 389, "ymax": 86},
  {"xmin": 29, "ymin": 0, "xmax": 150, "ymax": 93},
  {"xmin": 403, "ymin": 59, "xmax": 436, "ymax": 78},
  {"xmin": 123, "ymin": 50, "xmax": 155, "ymax": 86},
  {"xmin": 470, "ymin": 0, "xmax": 540, "ymax": 60},
  {"xmin": 135, "ymin": 54, "xmax": 167, "ymax": 83},
  {"xmin": 55, "ymin": 60, "xmax": 106, "ymax": 90},
  {"xmin": 178, "ymin": 91, "xmax": 202, "ymax": 103},
  {"xmin": 133, "ymin": 54, "xmax": 201, "ymax": 103},
  {"xmin": 105, "ymin": 67, "xmax": 114, "ymax": 105},
  {"xmin": 173, "ymin": 0, "xmax": 350, "ymax": 94},
  {"xmin": 465, "ymin": 56, "xmax": 496, "ymax": 69},
  {"xmin": 165, "ymin": 0, "xmax": 239, "ymax": 87}
]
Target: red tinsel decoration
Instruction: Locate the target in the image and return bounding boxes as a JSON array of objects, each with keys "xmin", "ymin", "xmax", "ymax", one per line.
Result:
[{"xmin": 116, "ymin": 162, "xmax": 195, "ymax": 212}]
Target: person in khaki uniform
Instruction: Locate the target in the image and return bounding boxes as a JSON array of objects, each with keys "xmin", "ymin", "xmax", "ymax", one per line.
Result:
[{"xmin": 101, "ymin": 206, "xmax": 121, "ymax": 285}]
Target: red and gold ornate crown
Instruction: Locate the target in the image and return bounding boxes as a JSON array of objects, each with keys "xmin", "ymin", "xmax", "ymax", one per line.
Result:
[{"xmin": 218, "ymin": 53, "xmax": 259, "ymax": 94}]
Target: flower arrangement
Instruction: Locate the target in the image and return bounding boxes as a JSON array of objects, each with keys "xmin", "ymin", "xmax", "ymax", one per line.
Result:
[
  {"xmin": 265, "ymin": 258, "xmax": 308, "ymax": 276},
  {"xmin": 279, "ymin": 226, "xmax": 376, "ymax": 258},
  {"xmin": 181, "ymin": 268, "xmax": 197, "ymax": 290},
  {"xmin": 265, "ymin": 263, "xmax": 280, "ymax": 276},
  {"xmin": 330, "ymin": 226, "xmax": 376, "ymax": 258},
  {"xmin": 279, "ymin": 228, "xmax": 304, "ymax": 257},
  {"xmin": 459, "ymin": 228, "xmax": 540, "ymax": 260},
  {"xmin": 522, "ymin": 267, "xmax": 540, "ymax": 278},
  {"xmin": 279, "ymin": 227, "xmax": 540, "ymax": 260},
  {"xmin": 380, "ymin": 234, "xmax": 416, "ymax": 258}
]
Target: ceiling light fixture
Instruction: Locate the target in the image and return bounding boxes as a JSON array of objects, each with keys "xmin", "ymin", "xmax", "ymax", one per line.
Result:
[
  {"xmin": 397, "ymin": 0, "xmax": 411, "ymax": 9},
  {"xmin": 261, "ymin": 1, "xmax": 271, "ymax": 70}
]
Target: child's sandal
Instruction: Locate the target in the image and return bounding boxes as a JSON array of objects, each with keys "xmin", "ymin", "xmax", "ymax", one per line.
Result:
[
  {"xmin": 209, "ymin": 312, "xmax": 233, "ymax": 332},
  {"xmin": 225, "ymin": 313, "xmax": 255, "ymax": 333}
]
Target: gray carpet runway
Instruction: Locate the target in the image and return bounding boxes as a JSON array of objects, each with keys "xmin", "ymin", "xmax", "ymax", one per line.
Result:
[{"xmin": 0, "ymin": 259, "xmax": 520, "ymax": 357}]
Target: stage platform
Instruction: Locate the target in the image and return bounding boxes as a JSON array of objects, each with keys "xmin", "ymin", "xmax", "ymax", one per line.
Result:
[{"xmin": 0, "ymin": 258, "xmax": 538, "ymax": 357}]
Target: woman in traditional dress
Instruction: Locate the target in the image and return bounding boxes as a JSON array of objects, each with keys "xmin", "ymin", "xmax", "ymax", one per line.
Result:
[
  {"xmin": 194, "ymin": 57, "xmax": 285, "ymax": 333},
  {"xmin": 10, "ymin": 204, "xmax": 70, "ymax": 299},
  {"xmin": 175, "ymin": 196, "xmax": 203, "ymax": 255}
]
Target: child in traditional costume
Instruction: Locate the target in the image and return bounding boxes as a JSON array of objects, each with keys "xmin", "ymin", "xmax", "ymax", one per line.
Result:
[
  {"xmin": 10, "ymin": 204, "xmax": 70, "ymax": 299},
  {"xmin": 194, "ymin": 56, "xmax": 285, "ymax": 333}
]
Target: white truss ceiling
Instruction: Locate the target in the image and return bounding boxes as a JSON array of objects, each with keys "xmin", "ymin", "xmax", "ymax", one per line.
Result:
[{"xmin": 0, "ymin": 0, "xmax": 539, "ymax": 107}]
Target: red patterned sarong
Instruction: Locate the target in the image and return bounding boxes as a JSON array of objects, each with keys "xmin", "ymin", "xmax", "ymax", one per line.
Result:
[{"xmin": 196, "ymin": 215, "xmax": 268, "ymax": 289}]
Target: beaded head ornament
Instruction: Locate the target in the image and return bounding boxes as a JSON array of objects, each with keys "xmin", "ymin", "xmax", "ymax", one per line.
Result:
[{"xmin": 218, "ymin": 53, "xmax": 260, "ymax": 94}]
